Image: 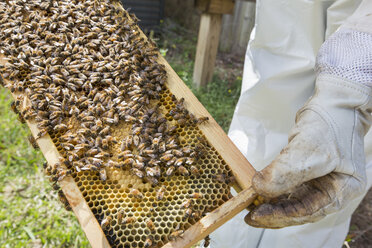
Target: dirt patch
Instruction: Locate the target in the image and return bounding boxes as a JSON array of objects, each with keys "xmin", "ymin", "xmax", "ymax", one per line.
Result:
[{"xmin": 345, "ymin": 188, "xmax": 372, "ymax": 248}]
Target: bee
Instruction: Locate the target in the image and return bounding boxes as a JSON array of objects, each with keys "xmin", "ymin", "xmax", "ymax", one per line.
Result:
[
  {"xmin": 54, "ymin": 123, "xmax": 68, "ymax": 132},
  {"xmin": 146, "ymin": 176, "xmax": 159, "ymax": 186},
  {"xmin": 166, "ymin": 166, "xmax": 175, "ymax": 177},
  {"xmin": 131, "ymin": 168, "xmax": 144, "ymax": 178},
  {"xmin": 203, "ymin": 235, "xmax": 211, "ymax": 247},
  {"xmin": 129, "ymin": 188, "xmax": 143, "ymax": 199},
  {"xmin": 157, "ymin": 124, "xmax": 167, "ymax": 134},
  {"xmin": 178, "ymin": 166, "xmax": 190, "ymax": 176},
  {"xmin": 133, "ymin": 160, "xmax": 145, "ymax": 169},
  {"xmin": 123, "ymin": 158, "xmax": 134, "ymax": 166},
  {"xmin": 121, "ymin": 135, "xmax": 133, "ymax": 150},
  {"xmin": 117, "ymin": 209, "xmax": 125, "ymax": 224},
  {"xmin": 146, "ymin": 166, "xmax": 161, "ymax": 177},
  {"xmin": 175, "ymin": 97, "xmax": 185, "ymax": 109},
  {"xmin": 172, "ymin": 149, "xmax": 183, "ymax": 157},
  {"xmin": 57, "ymin": 168, "xmax": 71, "ymax": 182},
  {"xmin": 181, "ymin": 199, "xmax": 192, "ymax": 209},
  {"xmin": 166, "ymin": 157, "xmax": 176, "ymax": 167},
  {"xmin": 177, "ymin": 118, "xmax": 187, "ymax": 126},
  {"xmin": 52, "ymin": 183, "xmax": 60, "ymax": 191},
  {"xmin": 146, "ymin": 218, "xmax": 156, "ymax": 232},
  {"xmin": 99, "ymin": 168, "xmax": 107, "ymax": 181},
  {"xmin": 156, "ymin": 186, "xmax": 166, "ymax": 201},
  {"xmin": 118, "ymin": 150, "xmax": 133, "ymax": 160},
  {"xmin": 181, "ymin": 147, "xmax": 192, "ymax": 155},
  {"xmin": 69, "ymin": 105, "xmax": 80, "ymax": 116},
  {"xmin": 99, "ymin": 126, "xmax": 110, "ymax": 136},
  {"xmin": 101, "ymin": 216, "xmax": 112, "ymax": 230},
  {"xmin": 189, "ymin": 192, "xmax": 203, "ymax": 199},
  {"xmin": 212, "ymin": 174, "xmax": 236, "ymax": 184},
  {"xmin": 95, "ymin": 136, "xmax": 103, "ymax": 147},
  {"xmin": 148, "ymin": 159, "xmax": 160, "ymax": 167},
  {"xmin": 196, "ymin": 116, "xmax": 209, "ymax": 124},
  {"xmin": 173, "ymin": 113, "xmax": 185, "ymax": 121},
  {"xmin": 86, "ymin": 148, "xmax": 100, "ymax": 157},
  {"xmin": 175, "ymin": 157, "xmax": 185, "ymax": 166},
  {"xmin": 23, "ymin": 107, "xmax": 37, "ymax": 120},
  {"xmin": 58, "ymin": 190, "xmax": 70, "ymax": 209},
  {"xmin": 10, "ymin": 101, "xmax": 19, "ymax": 114},
  {"xmin": 124, "ymin": 115, "xmax": 136, "ymax": 122},
  {"xmin": 186, "ymin": 157, "xmax": 195, "ymax": 165},
  {"xmin": 169, "ymin": 229, "xmax": 184, "ymax": 241},
  {"xmin": 142, "ymin": 149, "xmax": 155, "ymax": 156},
  {"xmin": 183, "ymin": 208, "xmax": 193, "ymax": 219},
  {"xmin": 37, "ymin": 128, "xmax": 49, "ymax": 139},
  {"xmin": 27, "ymin": 135, "xmax": 39, "ymax": 149},
  {"xmin": 133, "ymin": 135, "xmax": 140, "ymax": 146},
  {"xmin": 167, "ymin": 125, "xmax": 178, "ymax": 135},
  {"xmin": 107, "ymin": 160, "xmax": 120, "ymax": 168},
  {"xmin": 144, "ymin": 236, "xmax": 154, "ymax": 248},
  {"xmin": 160, "ymin": 153, "xmax": 173, "ymax": 162},
  {"xmin": 132, "ymin": 126, "xmax": 142, "ymax": 135},
  {"xmin": 102, "ymin": 136, "xmax": 117, "ymax": 149},
  {"xmin": 166, "ymin": 141, "xmax": 179, "ymax": 150},
  {"xmin": 191, "ymin": 211, "xmax": 202, "ymax": 219},
  {"xmin": 190, "ymin": 166, "xmax": 200, "ymax": 176},
  {"xmin": 122, "ymin": 216, "xmax": 137, "ymax": 225}
]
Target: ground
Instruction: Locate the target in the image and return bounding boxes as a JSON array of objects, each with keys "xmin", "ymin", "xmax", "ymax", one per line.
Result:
[{"xmin": 0, "ymin": 19, "xmax": 371, "ymax": 247}]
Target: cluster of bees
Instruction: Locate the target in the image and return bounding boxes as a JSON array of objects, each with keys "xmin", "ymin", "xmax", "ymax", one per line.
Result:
[
  {"xmin": 0, "ymin": 0, "xmax": 208, "ymax": 183},
  {"xmin": 0, "ymin": 0, "xmax": 229, "ymax": 246}
]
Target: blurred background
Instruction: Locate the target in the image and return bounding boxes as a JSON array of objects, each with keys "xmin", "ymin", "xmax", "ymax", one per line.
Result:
[{"xmin": 0, "ymin": 1, "xmax": 371, "ymax": 247}]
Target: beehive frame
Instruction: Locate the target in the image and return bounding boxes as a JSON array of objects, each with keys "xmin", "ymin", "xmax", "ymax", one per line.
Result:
[{"xmin": 0, "ymin": 1, "xmax": 257, "ymax": 247}]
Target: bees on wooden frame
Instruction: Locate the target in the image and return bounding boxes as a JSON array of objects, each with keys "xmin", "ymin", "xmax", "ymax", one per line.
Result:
[{"xmin": 0, "ymin": 1, "xmax": 235, "ymax": 246}]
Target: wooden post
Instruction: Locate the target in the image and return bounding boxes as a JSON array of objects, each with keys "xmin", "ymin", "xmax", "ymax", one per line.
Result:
[
  {"xmin": 193, "ymin": 0, "xmax": 235, "ymax": 88},
  {"xmin": 193, "ymin": 13, "xmax": 223, "ymax": 88}
]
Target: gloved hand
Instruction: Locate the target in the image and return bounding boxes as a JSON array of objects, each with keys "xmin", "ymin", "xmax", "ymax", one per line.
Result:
[{"xmin": 244, "ymin": 5, "xmax": 372, "ymax": 228}]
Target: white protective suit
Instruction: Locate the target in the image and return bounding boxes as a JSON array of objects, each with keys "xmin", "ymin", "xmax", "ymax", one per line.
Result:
[{"xmin": 209, "ymin": 0, "xmax": 372, "ymax": 247}]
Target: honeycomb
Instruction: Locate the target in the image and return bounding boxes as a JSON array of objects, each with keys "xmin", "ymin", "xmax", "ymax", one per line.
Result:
[
  {"xmin": 0, "ymin": 0, "xmax": 235, "ymax": 247},
  {"xmin": 48, "ymin": 88, "xmax": 233, "ymax": 248}
]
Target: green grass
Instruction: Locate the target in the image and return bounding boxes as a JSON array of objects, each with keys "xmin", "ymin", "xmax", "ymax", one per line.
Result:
[
  {"xmin": 0, "ymin": 20, "xmax": 242, "ymax": 247},
  {"xmin": 0, "ymin": 87, "xmax": 90, "ymax": 248}
]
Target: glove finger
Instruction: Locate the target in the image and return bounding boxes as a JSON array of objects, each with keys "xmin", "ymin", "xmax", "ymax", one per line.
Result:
[
  {"xmin": 245, "ymin": 174, "xmax": 339, "ymax": 228},
  {"xmin": 252, "ymin": 110, "xmax": 339, "ymax": 198}
]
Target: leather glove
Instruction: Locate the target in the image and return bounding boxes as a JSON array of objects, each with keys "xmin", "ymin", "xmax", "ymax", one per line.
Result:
[{"xmin": 245, "ymin": 2, "xmax": 372, "ymax": 229}]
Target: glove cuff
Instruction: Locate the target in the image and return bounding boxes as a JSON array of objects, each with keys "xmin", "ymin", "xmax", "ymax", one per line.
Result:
[{"xmin": 316, "ymin": 74, "xmax": 372, "ymax": 100}]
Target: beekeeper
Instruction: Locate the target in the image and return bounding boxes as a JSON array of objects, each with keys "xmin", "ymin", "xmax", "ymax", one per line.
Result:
[{"xmin": 209, "ymin": 0, "xmax": 372, "ymax": 247}]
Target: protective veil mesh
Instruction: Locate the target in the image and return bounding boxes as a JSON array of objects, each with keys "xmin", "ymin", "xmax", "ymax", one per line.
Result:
[{"xmin": 316, "ymin": 28, "xmax": 372, "ymax": 86}]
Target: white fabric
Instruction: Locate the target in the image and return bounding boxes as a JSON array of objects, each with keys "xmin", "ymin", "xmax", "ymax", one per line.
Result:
[
  {"xmin": 316, "ymin": 29, "xmax": 372, "ymax": 86},
  {"xmin": 209, "ymin": 0, "xmax": 372, "ymax": 247}
]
